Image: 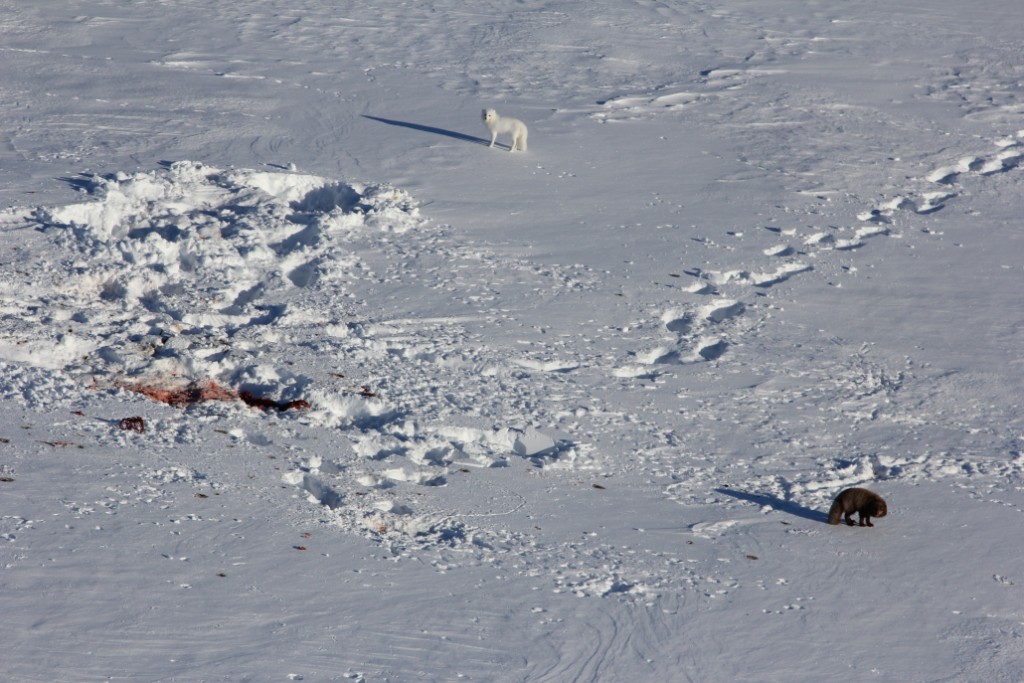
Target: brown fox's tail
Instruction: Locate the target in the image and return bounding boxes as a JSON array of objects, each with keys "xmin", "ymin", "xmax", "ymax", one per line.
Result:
[{"xmin": 827, "ymin": 500, "xmax": 843, "ymax": 525}]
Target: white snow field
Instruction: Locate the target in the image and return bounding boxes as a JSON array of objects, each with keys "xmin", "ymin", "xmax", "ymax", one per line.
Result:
[{"xmin": 2, "ymin": 0, "xmax": 1023, "ymax": 680}]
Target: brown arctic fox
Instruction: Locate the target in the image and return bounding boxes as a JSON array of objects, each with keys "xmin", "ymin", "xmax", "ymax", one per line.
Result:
[{"xmin": 827, "ymin": 487, "xmax": 887, "ymax": 527}]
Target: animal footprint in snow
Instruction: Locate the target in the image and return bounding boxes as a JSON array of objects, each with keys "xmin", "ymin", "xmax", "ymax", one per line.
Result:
[
  {"xmin": 697, "ymin": 338, "xmax": 728, "ymax": 361},
  {"xmin": 684, "ymin": 278, "xmax": 715, "ymax": 294},
  {"xmin": 702, "ymin": 299, "xmax": 745, "ymax": 323},
  {"xmin": 926, "ymin": 135, "xmax": 1023, "ymax": 183},
  {"xmin": 636, "ymin": 346, "xmax": 680, "ymax": 365},
  {"xmin": 635, "ymin": 337, "xmax": 727, "ymax": 365},
  {"xmin": 860, "ymin": 194, "xmax": 953, "ymax": 219},
  {"xmin": 978, "ymin": 148, "xmax": 1023, "ymax": 175},
  {"xmin": 763, "ymin": 244, "xmax": 794, "ymax": 257},
  {"xmin": 926, "ymin": 156, "xmax": 982, "ymax": 184},
  {"xmin": 915, "ymin": 191, "xmax": 956, "ymax": 214},
  {"xmin": 804, "ymin": 231, "xmax": 835, "ymax": 247},
  {"xmin": 661, "ymin": 309, "xmax": 694, "ymax": 334},
  {"xmin": 835, "ymin": 226, "xmax": 889, "ymax": 251}
]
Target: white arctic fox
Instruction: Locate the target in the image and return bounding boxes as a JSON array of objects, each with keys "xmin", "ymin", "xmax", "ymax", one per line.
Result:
[{"xmin": 482, "ymin": 108, "xmax": 528, "ymax": 152}]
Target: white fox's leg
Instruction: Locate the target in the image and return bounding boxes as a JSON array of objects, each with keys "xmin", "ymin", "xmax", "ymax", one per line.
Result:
[{"xmin": 489, "ymin": 132, "xmax": 497, "ymax": 148}]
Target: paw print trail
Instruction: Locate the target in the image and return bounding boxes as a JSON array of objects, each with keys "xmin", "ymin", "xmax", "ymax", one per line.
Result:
[{"xmin": 612, "ymin": 129, "xmax": 1024, "ymax": 375}]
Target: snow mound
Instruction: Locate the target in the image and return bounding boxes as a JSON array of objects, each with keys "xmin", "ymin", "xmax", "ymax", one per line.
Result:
[{"xmin": 3, "ymin": 161, "xmax": 419, "ymax": 398}]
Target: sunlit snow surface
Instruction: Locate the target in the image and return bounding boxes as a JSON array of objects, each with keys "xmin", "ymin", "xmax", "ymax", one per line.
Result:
[{"xmin": 2, "ymin": 1, "xmax": 1023, "ymax": 681}]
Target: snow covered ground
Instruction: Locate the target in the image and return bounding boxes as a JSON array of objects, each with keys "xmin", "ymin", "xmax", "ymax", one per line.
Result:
[{"xmin": 2, "ymin": 1, "xmax": 1023, "ymax": 680}]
